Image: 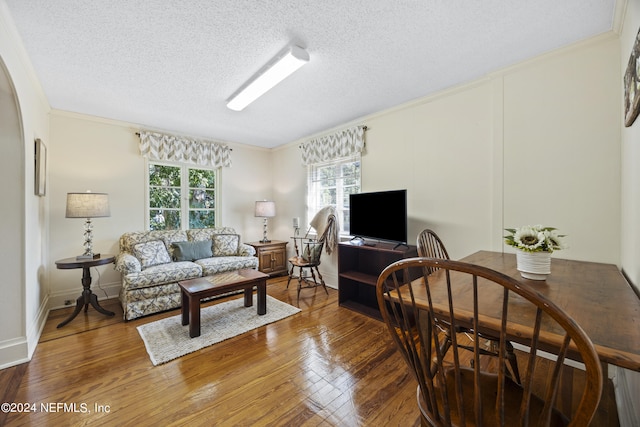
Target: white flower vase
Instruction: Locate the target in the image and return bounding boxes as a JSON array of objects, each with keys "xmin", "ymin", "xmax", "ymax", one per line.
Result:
[{"xmin": 516, "ymin": 250, "xmax": 551, "ymax": 280}]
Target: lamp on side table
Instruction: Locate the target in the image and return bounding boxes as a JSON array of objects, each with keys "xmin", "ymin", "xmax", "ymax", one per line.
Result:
[
  {"xmin": 66, "ymin": 191, "xmax": 110, "ymax": 260},
  {"xmin": 255, "ymin": 200, "xmax": 276, "ymax": 243}
]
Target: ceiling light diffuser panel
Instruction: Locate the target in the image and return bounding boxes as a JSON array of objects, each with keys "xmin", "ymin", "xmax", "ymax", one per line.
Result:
[{"xmin": 226, "ymin": 45, "xmax": 309, "ymax": 111}]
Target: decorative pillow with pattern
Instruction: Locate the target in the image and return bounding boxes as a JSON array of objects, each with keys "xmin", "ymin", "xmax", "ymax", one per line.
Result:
[
  {"xmin": 212, "ymin": 234, "xmax": 240, "ymax": 256},
  {"xmin": 171, "ymin": 240, "xmax": 213, "ymax": 261},
  {"xmin": 133, "ymin": 240, "xmax": 172, "ymax": 268},
  {"xmin": 303, "ymin": 241, "xmax": 323, "ymax": 263}
]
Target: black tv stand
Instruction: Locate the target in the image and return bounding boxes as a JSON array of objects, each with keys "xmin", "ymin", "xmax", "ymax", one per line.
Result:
[
  {"xmin": 338, "ymin": 241, "xmax": 418, "ymax": 320},
  {"xmin": 393, "ymin": 242, "xmax": 409, "ymax": 250}
]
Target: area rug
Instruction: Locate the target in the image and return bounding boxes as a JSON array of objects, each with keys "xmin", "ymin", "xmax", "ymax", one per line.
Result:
[{"xmin": 137, "ymin": 295, "xmax": 300, "ymax": 365}]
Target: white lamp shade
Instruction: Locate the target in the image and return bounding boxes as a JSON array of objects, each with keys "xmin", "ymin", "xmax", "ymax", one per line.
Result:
[
  {"xmin": 66, "ymin": 192, "xmax": 110, "ymax": 218},
  {"xmin": 254, "ymin": 201, "xmax": 276, "ymax": 218}
]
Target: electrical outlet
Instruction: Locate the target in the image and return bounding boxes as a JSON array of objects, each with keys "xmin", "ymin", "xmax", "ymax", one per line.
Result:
[{"xmin": 64, "ymin": 300, "xmax": 73, "ymax": 306}]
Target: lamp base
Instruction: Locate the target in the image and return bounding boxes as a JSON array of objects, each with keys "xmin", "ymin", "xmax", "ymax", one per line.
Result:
[
  {"xmin": 259, "ymin": 239, "xmax": 271, "ymax": 243},
  {"xmin": 76, "ymin": 253, "xmax": 101, "ymax": 260}
]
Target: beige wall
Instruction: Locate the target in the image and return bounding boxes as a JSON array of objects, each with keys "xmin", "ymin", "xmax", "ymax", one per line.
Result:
[
  {"xmin": 48, "ymin": 115, "xmax": 144, "ymax": 304},
  {"xmin": 0, "ymin": 1, "xmax": 50, "ymax": 368},
  {"xmin": 502, "ymin": 37, "xmax": 621, "ymax": 263},
  {"xmin": 47, "ymin": 112, "xmax": 274, "ymax": 307},
  {"xmin": 621, "ymin": 0, "xmax": 640, "ymax": 298},
  {"xmin": 616, "ymin": 1, "xmax": 640, "ymax": 425},
  {"xmin": 273, "ymin": 33, "xmax": 622, "ymax": 290}
]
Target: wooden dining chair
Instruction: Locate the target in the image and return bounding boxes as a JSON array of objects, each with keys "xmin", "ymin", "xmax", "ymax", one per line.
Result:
[
  {"xmin": 376, "ymin": 257, "xmax": 602, "ymax": 427},
  {"xmin": 417, "ymin": 229, "xmax": 521, "ymax": 384},
  {"xmin": 416, "ymin": 229, "xmax": 451, "ymax": 273}
]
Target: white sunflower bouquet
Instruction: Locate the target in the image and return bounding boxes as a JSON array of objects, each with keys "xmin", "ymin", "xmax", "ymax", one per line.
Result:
[{"xmin": 504, "ymin": 225, "xmax": 566, "ymax": 253}]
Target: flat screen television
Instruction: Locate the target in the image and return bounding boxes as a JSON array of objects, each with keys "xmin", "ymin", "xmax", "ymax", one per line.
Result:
[{"xmin": 349, "ymin": 189, "xmax": 407, "ymax": 244}]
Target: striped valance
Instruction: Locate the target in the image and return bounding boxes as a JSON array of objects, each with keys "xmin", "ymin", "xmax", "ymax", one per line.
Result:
[
  {"xmin": 300, "ymin": 125, "xmax": 366, "ymax": 165},
  {"xmin": 138, "ymin": 130, "xmax": 232, "ymax": 168}
]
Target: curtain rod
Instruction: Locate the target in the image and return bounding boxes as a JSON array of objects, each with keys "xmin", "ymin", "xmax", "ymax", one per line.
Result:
[
  {"xmin": 135, "ymin": 125, "xmax": 369, "ymax": 149},
  {"xmin": 135, "ymin": 132, "xmax": 232, "ymax": 150}
]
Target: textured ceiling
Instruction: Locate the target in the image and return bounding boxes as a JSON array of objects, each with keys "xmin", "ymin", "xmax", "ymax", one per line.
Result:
[{"xmin": 4, "ymin": 0, "xmax": 616, "ymax": 148}]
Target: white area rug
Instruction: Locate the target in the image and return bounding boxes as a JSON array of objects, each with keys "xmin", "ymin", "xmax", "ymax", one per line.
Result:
[{"xmin": 137, "ymin": 295, "xmax": 300, "ymax": 365}]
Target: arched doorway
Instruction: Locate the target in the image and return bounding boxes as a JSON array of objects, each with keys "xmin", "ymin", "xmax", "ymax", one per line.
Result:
[{"xmin": 0, "ymin": 55, "xmax": 25, "ymax": 353}]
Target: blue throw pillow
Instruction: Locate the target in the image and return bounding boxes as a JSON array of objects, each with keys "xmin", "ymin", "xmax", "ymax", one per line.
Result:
[{"xmin": 171, "ymin": 240, "xmax": 213, "ymax": 262}]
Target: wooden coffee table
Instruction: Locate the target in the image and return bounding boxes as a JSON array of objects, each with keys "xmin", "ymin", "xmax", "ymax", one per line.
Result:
[{"xmin": 178, "ymin": 269, "xmax": 269, "ymax": 338}]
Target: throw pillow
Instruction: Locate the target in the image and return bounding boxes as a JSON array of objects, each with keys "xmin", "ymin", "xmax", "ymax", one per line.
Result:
[
  {"xmin": 171, "ymin": 240, "xmax": 213, "ymax": 262},
  {"xmin": 133, "ymin": 240, "xmax": 172, "ymax": 269},
  {"xmin": 302, "ymin": 241, "xmax": 323, "ymax": 263},
  {"xmin": 212, "ymin": 234, "xmax": 240, "ymax": 256}
]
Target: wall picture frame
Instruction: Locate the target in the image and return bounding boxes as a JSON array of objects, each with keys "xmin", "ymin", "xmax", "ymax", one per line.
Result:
[
  {"xmin": 624, "ymin": 27, "xmax": 640, "ymax": 127},
  {"xmin": 35, "ymin": 138, "xmax": 47, "ymax": 196}
]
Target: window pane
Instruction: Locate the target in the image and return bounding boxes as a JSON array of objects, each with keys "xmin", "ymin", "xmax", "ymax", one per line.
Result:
[
  {"xmin": 321, "ymin": 188, "xmax": 336, "ymax": 206},
  {"xmin": 150, "ymin": 209, "xmax": 181, "ymax": 230},
  {"xmin": 149, "ymin": 164, "xmax": 181, "ymax": 186},
  {"xmin": 148, "ymin": 163, "xmax": 218, "ymax": 230},
  {"xmin": 189, "ymin": 189, "xmax": 215, "ymax": 209},
  {"xmin": 189, "ymin": 168, "xmax": 215, "ymax": 189},
  {"xmin": 307, "ymin": 156, "xmax": 360, "ymax": 236},
  {"xmin": 317, "ymin": 165, "xmax": 336, "ymax": 186},
  {"xmin": 343, "ymin": 211, "xmax": 351, "ymax": 234},
  {"xmin": 189, "ymin": 210, "xmax": 215, "ymax": 229},
  {"xmin": 149, "ymin": 187, "xmax": 181, "ymax": 209}
]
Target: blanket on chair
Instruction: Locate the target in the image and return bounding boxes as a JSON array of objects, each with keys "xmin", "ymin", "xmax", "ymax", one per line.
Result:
[{"xmin": 310, "ymin": 206, "xmax": 340, "ymax": 255}]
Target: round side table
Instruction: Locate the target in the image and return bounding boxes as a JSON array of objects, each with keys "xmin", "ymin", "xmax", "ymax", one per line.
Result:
[{"xmin": 55, "ymin": 254, "xmax": 116, "ymax": 328}]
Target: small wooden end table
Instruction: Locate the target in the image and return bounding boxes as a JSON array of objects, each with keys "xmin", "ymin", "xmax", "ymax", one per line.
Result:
[
  {"xmin": 246, "ymin": 240, "xmax": 288, "ymax": 276},
  {"xmin": 55, "ymin": 254, "xmax": 116, "ymax": 328},
  {"xmin": 178, "ymin": 269, "xmax": 269, "ymax": 338}
]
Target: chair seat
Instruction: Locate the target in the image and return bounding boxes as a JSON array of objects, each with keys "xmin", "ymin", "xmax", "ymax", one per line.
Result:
[
  {"xmin": 419, "ymin": 367, "xmax": 569, "ymax": 427},
  {"xmin": 288, "ymin": 256, "xmax": 315, "ymax": 267}
]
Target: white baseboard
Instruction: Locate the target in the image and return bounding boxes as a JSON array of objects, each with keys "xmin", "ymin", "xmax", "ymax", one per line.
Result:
[
  {"xmin": 322, "ymin": 270, "xmax": 338, "ymax": 289},
  {"xmin": 0, "ymin": 295, "xmax": 50, "ymax": 369},
  {"xmin": 0, "ymin": 337, "xmax": 29, "ymax": 370},
  {"xmin": 511, "ymin": 342, "xmax": 615, "ymax": 379},
  {"xmin": 612, "ymin": 366, "xmax": 640, "ymax": 427},
  {"xmin": 27, "ymin": 294, "xmax": 50, "ymax": 359},
  {"xmin": 49, "ymin": 280, "xmax": 121, "ymax": 310}
]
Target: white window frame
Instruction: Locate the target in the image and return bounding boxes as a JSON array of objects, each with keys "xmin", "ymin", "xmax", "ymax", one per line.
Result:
[
  {"xmin": 306, "ymin": 155, "xmax": 361, "ymax": 236},
  {"xmin": 145, "ymin": 159, "xmax": 221, "ymax": 230}
]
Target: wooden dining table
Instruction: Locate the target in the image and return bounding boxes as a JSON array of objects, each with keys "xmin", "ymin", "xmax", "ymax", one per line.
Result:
[{"xmin": 399, "ymin": 250, "xmax": 640, "ymax": 372}]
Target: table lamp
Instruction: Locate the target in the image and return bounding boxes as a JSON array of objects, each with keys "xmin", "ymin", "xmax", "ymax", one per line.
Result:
[
  {"xmin": 255, "ymin": 200, "xmax": 276, "ymax": 243},
  {"xmin": 66, "ymin": 191, "xmax": 110, "ymax": 259}
]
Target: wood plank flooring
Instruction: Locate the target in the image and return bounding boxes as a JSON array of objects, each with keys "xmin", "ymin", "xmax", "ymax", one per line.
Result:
[{"xmin": 0, "ymin": 277, "xmax": 619, "ymax": 426}]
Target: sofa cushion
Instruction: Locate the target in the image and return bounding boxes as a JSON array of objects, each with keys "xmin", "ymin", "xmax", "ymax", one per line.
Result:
[
  {"xmin": 187, "ymin": 227, "xmax": 237, "ymax": 242},
  {"xmin": 171, "ymin": 240, "xmax": 213, "ymax": 261},
  {"xmin": 195, "ymin": 256, "xmax": 259, "ymax": 276},
  {"xmin": 120, "ymin": 230, "xmax": 188, "ymax": 254},
  {"xmin": 133, "ymin": 240, "xmax": 172, "ymax": 269},
  {"xmin": 123, "ymin": 261, "xmax": 203, "ymax": 290},
  {"xmin": 212, "ymin": 234, "xmax": 240, "ymax": 256}
]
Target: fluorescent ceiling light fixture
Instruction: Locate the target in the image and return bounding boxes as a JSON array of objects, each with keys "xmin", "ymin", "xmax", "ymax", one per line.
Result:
[{"xmin": 227, "ymin": 45, "xmax": 309, "ymax": 111}]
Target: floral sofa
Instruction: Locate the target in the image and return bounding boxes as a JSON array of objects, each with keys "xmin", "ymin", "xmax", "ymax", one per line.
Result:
[{"xmin": 116, "ymin": 227, "xmax": 258, "ymax": 320}]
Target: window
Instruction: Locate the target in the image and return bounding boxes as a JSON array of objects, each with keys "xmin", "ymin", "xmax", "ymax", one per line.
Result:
[
  {"xmin": 307, "ymin": 155, "xmax": 360, "ymax": 235},
  {"xmin": 147, "ymin": 162, "xmax": 217, "ymax": 230}
]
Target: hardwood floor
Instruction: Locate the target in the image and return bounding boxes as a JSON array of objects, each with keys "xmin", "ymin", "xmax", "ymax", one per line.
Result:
[{"xmin": 0, "ymin": 277, "xmax": 619, "ymax": 426}]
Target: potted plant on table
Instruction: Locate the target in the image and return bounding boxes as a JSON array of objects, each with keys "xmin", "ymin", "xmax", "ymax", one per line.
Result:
[{"xmin": 504, "ymin": 225, "xmax": 566, "ymax": 280}]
